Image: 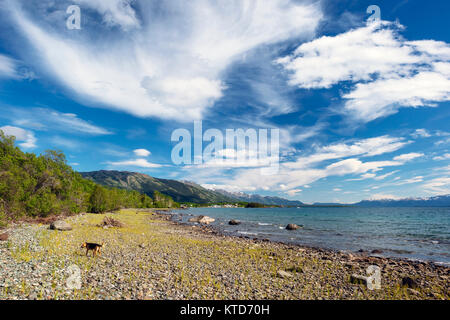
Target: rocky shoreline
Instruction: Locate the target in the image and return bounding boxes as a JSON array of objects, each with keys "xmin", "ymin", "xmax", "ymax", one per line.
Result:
[{"xmin": 0, "ymin": 209, "xmax": 448, "ymax": 300}]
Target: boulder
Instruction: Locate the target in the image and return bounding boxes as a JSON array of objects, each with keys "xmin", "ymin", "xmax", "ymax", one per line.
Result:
[
  {"xmin": 371, "ymin": 249, "xmax": 383, "ymax": 254},
  {"xmin": 50, "ymin": 220, "xmax": 73, "ymax": 231},
  {"xmin": 198, "ymin": 216, "xmax": 215, "ymax": 225},
  {"xmin": 188, "ymin": 215, "xmax": 215, "ymax": 225},
  {"xmin": 286, "ymin": 224, "xmax": 300, "ymax": 231},
  {"xmin": 229, "ymin": 220, "xmax": 241, "ymax": 226},
  {"xmin": 0, "ymin": 232, "xmax": 8, "ymax": 241}
]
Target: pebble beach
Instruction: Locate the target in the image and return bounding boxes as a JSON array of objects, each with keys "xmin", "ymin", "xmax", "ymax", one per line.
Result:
[{"xmin": 0, "ymin": 209, "xmax": 448, "ymax": 300}]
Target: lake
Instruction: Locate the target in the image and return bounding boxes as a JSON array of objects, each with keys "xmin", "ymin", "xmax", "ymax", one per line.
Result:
[{"xmin": 173, "ymin": 207, "xmax": 450, "ymax": 265}]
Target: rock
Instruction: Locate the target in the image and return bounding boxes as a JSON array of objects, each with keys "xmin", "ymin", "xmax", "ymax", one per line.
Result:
[
  {"xmin": 286, "ymin": 224, "xmax": 300, "ymax": 231},
  {"xmin": 371, "ymin": 249, "xmax": 383, "ymax": 254},
  {"xmin": 199, "ymin": 216, "xmax": 215, "ymax": 224},
  {"xmin": 229, "ymin": 220, "xmax": 241, "ymax": 225},
  {"xmin": 350, "ymin": 274, "xmax": 368, "ymax": 285},
  {"xmin": 49, "ymin": 220, "xmax": 73, "ymax": 231},
  {"xmin": 0, "ymin": 232, "xmax": 8, "ymax": 241},
  {"xmin": 188, "ymin": 216, "xmax": 215, "ymax": 225},
  {"xmin": 401, "ymin": 277, "xmax": 418, "ymax": 289},
  {"xmin": 277, "ymin": 270, "xmax": 294, "ymax": 279}
]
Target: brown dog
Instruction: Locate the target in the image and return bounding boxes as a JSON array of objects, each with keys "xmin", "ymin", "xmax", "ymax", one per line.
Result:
[{"xmin": 81, "ymin": 242, "xmax": 104, "ymax": 257}]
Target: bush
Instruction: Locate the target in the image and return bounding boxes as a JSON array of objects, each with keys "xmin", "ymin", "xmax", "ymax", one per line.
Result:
[
  {"xmin": 98, "ymin": 216, "xmax": 124, "ymax": 228},
  {"xmin": 0, "ymin": 129, "xmax": 179, "ymax": 220}
]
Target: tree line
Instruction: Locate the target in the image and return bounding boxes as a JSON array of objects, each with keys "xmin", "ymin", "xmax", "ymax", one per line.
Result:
[{"xmin": 0, "ymin": 131, "xmax": 178, "ymax": 227}]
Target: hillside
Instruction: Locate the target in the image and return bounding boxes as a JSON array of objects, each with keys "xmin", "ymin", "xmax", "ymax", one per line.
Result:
[
  {"xmin": 81, "ymin": 170, "xmax": 308, "ymax": 205},
  {"xmin": 80, "ymin": 171, "xmax": 235, "ymax": 204}
]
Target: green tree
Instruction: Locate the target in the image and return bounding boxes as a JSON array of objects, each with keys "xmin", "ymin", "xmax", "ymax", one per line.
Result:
[{"xmin": 89, "ymin": 185, "xmax": 108, "ymax": 213}]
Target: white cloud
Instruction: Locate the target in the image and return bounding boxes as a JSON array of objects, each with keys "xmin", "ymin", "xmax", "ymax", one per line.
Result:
[
  {"xmin": 278, "ymin": 21, "xmax": 450, "ymax": 122},
  {"xmin": 285, "ymin": 135, "xmax": 409, "ymax": 169},
  {"xmin": 277, "ymin": 21, "xmax": 418, "ymax": 89},
  {"xmin": 133, "ymin": 149, "xmax": 151, "ymax": 157},
  {"xmin": 343, "ymin": 69, "xmax": 450, "ymax": 121},
  {"xmin": 412, "ymin": 129, "xmax": 431, "ymax": 138},
  {"xmin": 0, "ymin": 54, "xmax": 17, "ymax": 78},
  {"xmin": 393, "ymin": 152, "xmax": 424, "ymax": 162},
  {"xmin": 107, "ymin": 158, "xmax": 162, "ymax": 168},
  {"xmin": 0, "ymin": 125, "xmax": 37, "ymax": 149},
  {"xmin": 433, "ymin": 153, "xmax": 450, "ymax": 161},
  {"xmin": 396, "ymin": 176, "xmax": 424, "ymax": 185},
  {"xmin": 374, "ymin": 170, "xmax": 399, "ymax": 181},
  {"xmin": 191, "ymin": 136, "xmax": 411, "ymax": 193},
  {"xmin": 7, "ymin": 0, "xmax": 322, "ymax": 121}
]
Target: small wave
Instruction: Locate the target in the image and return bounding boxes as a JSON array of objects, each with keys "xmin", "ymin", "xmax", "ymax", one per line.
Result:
[
  {"xmin": 237, "ymin": 231, "xmax": 258, "ymax": 236},
  {"xmin": 258, "ymin": 223, "xmax": 271, "ymax": 226}
]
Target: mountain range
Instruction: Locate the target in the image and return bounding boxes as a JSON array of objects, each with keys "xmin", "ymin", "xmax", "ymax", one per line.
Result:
[
  {"xmin": 354, "ymin": 195, "xmax": 450, "ymax": 207},
  {"xmin": 81, "ymin": 170, "xmax": 304, "ymax": 205},
  {"xmin": 81, "ymin": 170, "xmax": 450, "ymax": 207}
]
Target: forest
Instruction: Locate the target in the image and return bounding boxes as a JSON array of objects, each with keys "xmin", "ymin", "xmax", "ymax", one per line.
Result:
[{"xmin": 0, "ymin": 130, "xmax": 178, "ymax": 227}]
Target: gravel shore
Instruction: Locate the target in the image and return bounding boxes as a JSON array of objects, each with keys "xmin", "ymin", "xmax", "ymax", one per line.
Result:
[{"xmin": 0, "ymin": 209, "xmax": 448, "ymax": 300}]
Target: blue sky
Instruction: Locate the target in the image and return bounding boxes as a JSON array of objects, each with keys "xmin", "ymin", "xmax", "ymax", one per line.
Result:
[{"xmin": 0, "ymin": 0, "xmax": 449, "ymax": 203}]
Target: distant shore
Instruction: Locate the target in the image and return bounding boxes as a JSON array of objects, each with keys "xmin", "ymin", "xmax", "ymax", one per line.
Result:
[{"xmin": 0, "ymin": 209, "xmax": 448, "ymax": 300}]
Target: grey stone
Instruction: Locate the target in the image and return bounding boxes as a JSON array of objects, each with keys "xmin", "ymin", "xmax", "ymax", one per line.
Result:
[
  {"xmin": 286, "ymin": 224, "xmax": 300, "ymax": 231},
  {"xmin": 49, "ymin": 221, "xmax": 72, "ymax": 231}
]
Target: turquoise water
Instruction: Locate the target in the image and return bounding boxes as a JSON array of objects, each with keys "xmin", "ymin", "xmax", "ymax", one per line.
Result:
[{"xmin": 173, "ymin": 207, "xmax": 450, "ymax": 265}]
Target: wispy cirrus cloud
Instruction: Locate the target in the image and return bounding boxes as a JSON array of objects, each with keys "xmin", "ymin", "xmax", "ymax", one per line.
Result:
[
  {"xmin": 393, "ymin": 153, "xmax": 424, "ymax": 162},
  {"xmin": 5, "ymin": 0, "xmax": 322, "ymax": 122},
  {"xmin": 423, "ymin": 177, "xmax": 450, "ymax": 195},
  {"xmin": 0, "ymin": 54, "xmax": 17, "ymax": 78},
  {"xmin": 0, "ymin": 106, "xmax": 112, "ymax": 135}
]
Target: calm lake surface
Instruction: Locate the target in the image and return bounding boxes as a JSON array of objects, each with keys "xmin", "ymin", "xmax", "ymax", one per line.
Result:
[{"xmin": 173, "ymin": 207, "xmax": 450, "ymax": 265}]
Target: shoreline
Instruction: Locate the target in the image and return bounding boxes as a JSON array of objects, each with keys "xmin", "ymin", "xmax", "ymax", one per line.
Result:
[
  {"xmin": 0, "ymin": 209, "xmax": 448, "ymax": 300},
  {"xmin": 168, "ymin": 210, "xmax": 450, "ymax": 268}
]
